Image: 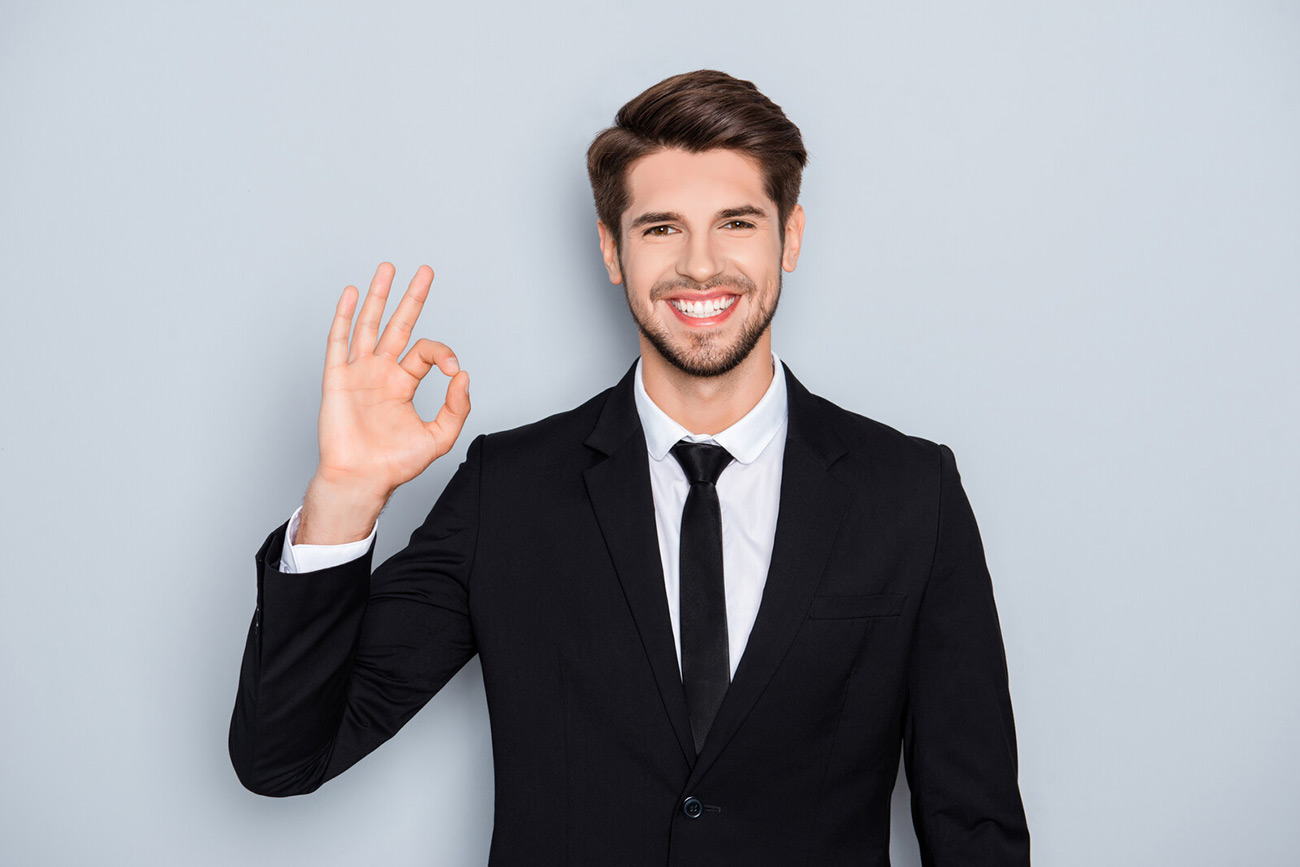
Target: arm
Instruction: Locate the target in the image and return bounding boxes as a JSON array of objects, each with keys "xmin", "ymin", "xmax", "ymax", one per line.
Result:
[
  {"xmin": 903, "ymin": 445, "xmax": 1030, "ymax": 865},
  {"xmin": 229, "ymin": 436, "xmax": 482, "ymax": 796},
  {"xmin": 229, "ymin": 263, "xmax": 475, "ymax": 795}
]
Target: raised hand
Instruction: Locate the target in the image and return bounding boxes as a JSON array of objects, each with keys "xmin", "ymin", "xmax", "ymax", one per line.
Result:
[{"xmin": 297, "ymin": 263, "xmax": 470, "ymax": 545}]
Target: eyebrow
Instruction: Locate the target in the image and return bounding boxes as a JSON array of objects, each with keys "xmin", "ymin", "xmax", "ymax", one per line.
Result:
[
  {"xmin": 628, "ymin": 211, "xmax": 684, "ymax": 231},
  {"xmin": 718, "ymin": 205, "xmax": 768, "ymax": 221},
  {"xmin": 627, "ymin": 204, "xmax": 770, "ymax": 232}
]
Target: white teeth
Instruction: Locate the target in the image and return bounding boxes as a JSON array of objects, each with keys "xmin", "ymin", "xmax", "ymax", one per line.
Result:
[{"xmin": 671, "ymin": 296, "xmax": 736, "ymax": 318}]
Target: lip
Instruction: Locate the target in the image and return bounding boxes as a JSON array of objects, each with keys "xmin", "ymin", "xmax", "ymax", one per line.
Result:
[{"xmin": 664, "ymin": 291, "xmax": 740, "ymax": 327}]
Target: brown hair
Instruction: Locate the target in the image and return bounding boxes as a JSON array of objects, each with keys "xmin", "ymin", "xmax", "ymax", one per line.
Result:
[{"xmin": 586, "ymin": 70, "xmax": 807, "ymax": 251}]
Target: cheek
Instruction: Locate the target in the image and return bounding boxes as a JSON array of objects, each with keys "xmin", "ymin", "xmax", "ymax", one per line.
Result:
[
  {"xmin": 724, "ymin": 236, "xmax": 783, "ymax": 276},
  {"xmin": 622, "ymin": 252, "xmax": 672, "ymax": 293},
  {"xmin": 733, "ymin": 256, "xmax": 781, "ymax": 289}
]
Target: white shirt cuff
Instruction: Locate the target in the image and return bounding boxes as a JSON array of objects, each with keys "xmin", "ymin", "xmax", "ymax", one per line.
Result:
[{"xmin": 278, "ymin": 505, "xmax": 377, "ymax": 573}]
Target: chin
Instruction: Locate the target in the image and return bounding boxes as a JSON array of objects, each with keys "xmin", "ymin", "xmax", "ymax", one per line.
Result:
[{"xmin": 642, "ymin": 329, "xmax": 765, "ymax": 379}]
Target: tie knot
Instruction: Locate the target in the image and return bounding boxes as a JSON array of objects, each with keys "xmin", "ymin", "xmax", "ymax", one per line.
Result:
[{"xmin": 671, "ymin": 441, "xmax": 733, "ymax": 486}]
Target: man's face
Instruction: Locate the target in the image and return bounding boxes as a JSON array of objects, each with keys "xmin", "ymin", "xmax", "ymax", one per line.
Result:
[{"xmin": 598, "ymin": 148, "xmax": 804, "ymax": 378}]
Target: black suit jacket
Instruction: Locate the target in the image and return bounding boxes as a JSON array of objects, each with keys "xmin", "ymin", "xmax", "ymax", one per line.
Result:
[{"xmin": 230, "ymin": 363, "xmax": 1029, "ymax": 866}]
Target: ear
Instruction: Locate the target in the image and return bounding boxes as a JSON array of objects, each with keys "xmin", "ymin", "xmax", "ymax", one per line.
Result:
[
  {"xmin": 596, "ymin": 220, "xmax": 624, "ymax": 285},
  {"xmin": 781, "ymin": 204, "xmax": 805, "ymax": 272}
]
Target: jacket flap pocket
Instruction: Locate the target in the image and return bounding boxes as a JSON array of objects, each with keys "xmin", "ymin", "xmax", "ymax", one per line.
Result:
[{"xmin": 809, "ymin": 593, "xmax": 907, "ymax": 620}]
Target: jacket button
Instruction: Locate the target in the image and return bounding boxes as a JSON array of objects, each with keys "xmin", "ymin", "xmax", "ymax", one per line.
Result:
[{"xmin": 682, "ymin": 796, "xmax": 703, "ymax": 819}]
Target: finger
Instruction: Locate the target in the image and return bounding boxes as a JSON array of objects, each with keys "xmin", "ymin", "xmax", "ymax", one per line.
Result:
[
  {"xmin": 398, "ymin": 338, "xmax": 461, "ymax": 381},
  {"xmin": 376, "ymin": 265, "xmax": 434, "ymax": 358},
  {"xmin": 349, "ymin": 262, "xmax": 396, "ymax": 361},
  {"xmin": 426, "ymin": 370, "xmax": 471, "ymax": 451},
  {"xmin": 325, "ymin": 285, "xmax": 358, "ymax": 370}
]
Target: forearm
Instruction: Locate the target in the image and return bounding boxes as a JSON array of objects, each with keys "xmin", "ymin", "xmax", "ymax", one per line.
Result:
[{"xmin": 229, "ymin": 522, "xmax": 375, "ymax": 796}]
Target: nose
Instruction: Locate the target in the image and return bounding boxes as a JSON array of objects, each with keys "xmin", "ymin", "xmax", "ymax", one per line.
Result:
[{"xmin": 676, "ymin": 230, "xmax": 725, "ymax": 284}]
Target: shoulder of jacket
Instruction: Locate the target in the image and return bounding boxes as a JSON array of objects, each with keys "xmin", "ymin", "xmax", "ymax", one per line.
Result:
[
  {"xmin": 809, "ymin": 391, "xmax": 943, "ymax": 457},
  {"xmin": 474, "ymin": 384, "xmax": 614, "ymax": 461},
  {"xmin": 794, "ymin": 389, "xmax": 954, "ymax": 498}
]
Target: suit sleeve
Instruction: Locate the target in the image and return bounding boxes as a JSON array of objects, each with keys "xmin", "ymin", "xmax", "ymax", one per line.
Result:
[
  {"xmin": 902, "ymin": 444, "xmax": 1030, "ymax": 865},
  {"xmin": 229, "ymin": 436, "xmax": 484, "ymax": 797}
]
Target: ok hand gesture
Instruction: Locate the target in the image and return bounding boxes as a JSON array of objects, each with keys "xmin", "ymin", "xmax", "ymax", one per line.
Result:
[{"xmin": 299, "ymin": 263, "xmax": 470, "ymax": 544}]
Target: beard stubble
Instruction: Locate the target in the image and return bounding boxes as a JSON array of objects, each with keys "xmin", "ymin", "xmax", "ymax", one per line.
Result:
[{"xmin": 624, "ymin": 271, "xmax": 781, "ymax": 379}]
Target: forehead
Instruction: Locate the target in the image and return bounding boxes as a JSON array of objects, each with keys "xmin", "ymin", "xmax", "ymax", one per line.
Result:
[{"xmin": 624, "ymin": 148, "xmax": 772, "ymax": 216}]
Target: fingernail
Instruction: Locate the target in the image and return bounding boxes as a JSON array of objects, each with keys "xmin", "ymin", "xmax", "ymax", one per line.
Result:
[{"xmin": 446, "ymin": 357, "xmax": 460, "ymax": 374}]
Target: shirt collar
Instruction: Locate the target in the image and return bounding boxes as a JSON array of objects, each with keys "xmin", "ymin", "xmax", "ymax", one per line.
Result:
[{"xmin": 633, "ymin": 352, "xmax": 789, "ymax": 465}]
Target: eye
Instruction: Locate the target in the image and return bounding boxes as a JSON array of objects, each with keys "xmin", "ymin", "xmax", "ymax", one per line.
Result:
[
  {"xmin": 725, "ymin": 220, "xmax": 756, "ymax": 230},
  {"xmin": 645, "ymin": 225, "xmax": 678, "ymax": 236}
]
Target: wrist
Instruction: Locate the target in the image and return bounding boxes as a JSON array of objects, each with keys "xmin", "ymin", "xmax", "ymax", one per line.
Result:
[{"xmin": 297, "ymin": 474, "xmax": 389, "ymax": 546}]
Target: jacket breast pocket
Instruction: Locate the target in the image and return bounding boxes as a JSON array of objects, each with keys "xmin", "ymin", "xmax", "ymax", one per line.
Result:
[{"xmin": 808, "ymin": 593, "xmax": 907, "ymax": 620}]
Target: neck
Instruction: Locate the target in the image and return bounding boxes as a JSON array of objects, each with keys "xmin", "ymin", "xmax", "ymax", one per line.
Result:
[{"xmin": 639, "ymin": 333, "xmax": 775, "ymax": 435}]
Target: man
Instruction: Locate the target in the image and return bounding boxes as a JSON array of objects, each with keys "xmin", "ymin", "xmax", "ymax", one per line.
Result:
[{"xmin": 230, "ymin": 70, "xmax": 1030, "ymax": 865}]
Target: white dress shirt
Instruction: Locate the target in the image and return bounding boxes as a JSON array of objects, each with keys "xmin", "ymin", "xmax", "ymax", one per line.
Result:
[{"xmin": 280, "ymin": 354, "xmax": 790, "ymax": 680}]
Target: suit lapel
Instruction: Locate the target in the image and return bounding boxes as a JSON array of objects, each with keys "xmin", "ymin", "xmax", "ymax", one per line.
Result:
[
  {"xmin": 685, "ymin": 365, "xmax": 852, "ymax": 788},
  {"xmin": 583, "ymin": 364, "xmax": 697, "ymax": 768}
]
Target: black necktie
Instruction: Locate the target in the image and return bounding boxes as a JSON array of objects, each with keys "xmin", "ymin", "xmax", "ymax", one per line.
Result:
[{"xmin": 671, "ymin": 440, "xmax": 734, "ymax": 755}]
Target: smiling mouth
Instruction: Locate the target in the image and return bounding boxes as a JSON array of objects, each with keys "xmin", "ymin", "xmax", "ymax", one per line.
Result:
[{"xmin": 668, "ymin": 295, "xmax": 737, "ymax": 319}]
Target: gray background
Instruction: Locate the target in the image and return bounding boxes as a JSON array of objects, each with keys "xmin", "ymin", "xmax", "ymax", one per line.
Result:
[{"xmin": 2, "ymin": 1, "xmax": 1297, "ymax": 864}]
